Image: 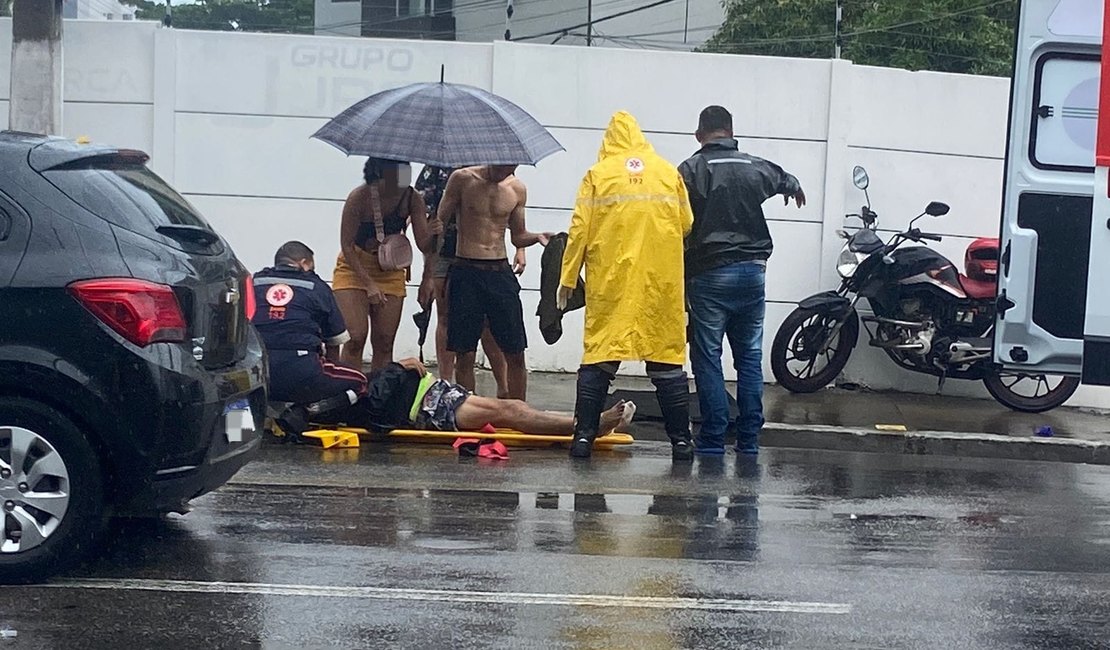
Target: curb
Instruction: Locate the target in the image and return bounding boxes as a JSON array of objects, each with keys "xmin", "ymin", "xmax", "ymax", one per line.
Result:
[{"xmin": 760, "ymin": 422, "xmax": 1110, "ymax": 465}]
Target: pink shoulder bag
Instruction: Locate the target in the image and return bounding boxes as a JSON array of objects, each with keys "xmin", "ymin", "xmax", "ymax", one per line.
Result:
[{"xmin": 369, "ymin": 183, "xmax": 413, "ymax": 272}]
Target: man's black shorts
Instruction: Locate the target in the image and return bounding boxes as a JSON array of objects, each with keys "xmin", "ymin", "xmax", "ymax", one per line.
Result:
[{"xmin": 447, "ymin": 258, "xmax": 527, "ymax": 355}]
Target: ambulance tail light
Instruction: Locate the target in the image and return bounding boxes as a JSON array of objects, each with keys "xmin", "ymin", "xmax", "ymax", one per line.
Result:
[{"xmin": 244, "ymin": 274, "xmax": 256, "ymax": 320}]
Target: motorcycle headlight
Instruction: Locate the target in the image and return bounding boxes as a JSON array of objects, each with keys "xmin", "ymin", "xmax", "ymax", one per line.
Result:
[{"xmin": 837, "ymin": 248, "xmax": 861, "ymax": 278}]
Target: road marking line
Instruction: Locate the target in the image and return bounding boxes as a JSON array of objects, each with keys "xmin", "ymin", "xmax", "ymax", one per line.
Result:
[{"xmin": 47, "ymin": 578, "xmax": 850, "ymax": 614}]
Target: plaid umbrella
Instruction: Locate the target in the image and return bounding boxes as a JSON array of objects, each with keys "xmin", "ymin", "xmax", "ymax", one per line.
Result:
[{"xmin": 311, "ymin": 81, "xmax": 564, "ymax": 167}]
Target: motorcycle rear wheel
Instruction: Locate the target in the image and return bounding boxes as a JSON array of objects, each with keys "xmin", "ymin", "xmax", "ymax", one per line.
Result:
[
  {"xmin": 982, "ymin": 372, "xmax": 1081, "ymax": 414},
  {"xmin": 771, "ymin": 307, "xmax": 859, "ymax": 393}
]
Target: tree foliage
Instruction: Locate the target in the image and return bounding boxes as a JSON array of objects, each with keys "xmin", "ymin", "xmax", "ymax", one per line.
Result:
[
  {"xmin": 703, "ymin": 0, "xmax": 1020, "ymax": 77},
  {"xmin": 122, "ymin": 0, "xmax": 314, "ymax": 33}
]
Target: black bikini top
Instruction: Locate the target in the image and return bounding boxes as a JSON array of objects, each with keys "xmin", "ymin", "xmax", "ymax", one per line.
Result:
[{"xmin": 355, "ymin": 187, "xmax": 413, "ymax": 249}]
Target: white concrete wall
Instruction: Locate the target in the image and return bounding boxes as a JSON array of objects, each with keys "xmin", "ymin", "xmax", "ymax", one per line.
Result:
[
  {"xmin": 2, "ymin": 19, "xmax": 1106, "ymax": 408},
  {"xmin": 835, "ymin": 65, "xmax": 1010, "ymax": 400}
]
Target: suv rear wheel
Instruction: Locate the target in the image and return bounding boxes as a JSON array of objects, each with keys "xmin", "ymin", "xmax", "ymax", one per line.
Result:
[{"xmin": 0, "ymin": 397, "xmax": 105, "ymax": 584}]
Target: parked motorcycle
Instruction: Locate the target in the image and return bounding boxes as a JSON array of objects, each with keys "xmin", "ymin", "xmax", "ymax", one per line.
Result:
[{"xmin": 770, "ymin": 166, "xmax": 1080, "ymax": 413}]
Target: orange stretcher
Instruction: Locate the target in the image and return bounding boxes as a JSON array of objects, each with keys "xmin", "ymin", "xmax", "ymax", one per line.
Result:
[{"xmin": 300, "ymin": 427, "xmax": 635, "ymax": 450}]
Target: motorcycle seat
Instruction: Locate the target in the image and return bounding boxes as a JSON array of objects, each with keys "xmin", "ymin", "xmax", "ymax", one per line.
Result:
[{"xmin": 959, "ymin": 273, "xmax": 996, "ymax": 300}]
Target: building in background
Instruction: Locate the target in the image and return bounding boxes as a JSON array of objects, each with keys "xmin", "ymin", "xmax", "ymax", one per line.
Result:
[
  {"xmin": 314, "ymin": 0, "xmax": 361, "ymax": 36},
  {"xmin": 458, "ymin": 0, "xmax": 723, "ymax": 49},
  {"xmin": 316, "ymin": 0, "xmax": 455, "ymax": 39},
  {"xmin": 63, "ymin": 0, "xmax": 136, "ymax": 20},
  {"xmin": 315, "ymin": 0, "xmax": 723, "ymax": 50}
]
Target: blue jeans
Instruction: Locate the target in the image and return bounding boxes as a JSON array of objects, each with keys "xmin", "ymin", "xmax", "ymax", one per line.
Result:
[{"xmin": 688, "ymin": 262, "xmax": 766, "ymax": 454}]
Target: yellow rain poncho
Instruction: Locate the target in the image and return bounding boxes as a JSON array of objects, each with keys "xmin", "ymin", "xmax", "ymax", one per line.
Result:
[{"xmin": 560, "ymin": 111, "xmax": 693, "ymax": 366}]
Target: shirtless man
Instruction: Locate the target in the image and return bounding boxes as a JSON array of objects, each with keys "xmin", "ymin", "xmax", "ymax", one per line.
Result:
[{"xmin": 434, "ymin": 165, "xmax": 552, "ymax": 400}]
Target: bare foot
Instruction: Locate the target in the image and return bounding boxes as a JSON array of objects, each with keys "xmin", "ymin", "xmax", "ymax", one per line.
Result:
[
  {"xmin": 599, "ymin": 401, "xmax": 625, "ymax": 434},
  {"xmin": 600, "ymin": 401, "xmax": 636, "ymax": 434},
  {"xmin": 618, "ymin": 401, "xmax": 636, "ymax": 431}
]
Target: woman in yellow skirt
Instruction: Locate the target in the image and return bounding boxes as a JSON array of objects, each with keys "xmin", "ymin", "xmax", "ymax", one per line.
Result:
[{"xmin": 334, "ymin": 159, "xmax": 438, "ymax": 370}]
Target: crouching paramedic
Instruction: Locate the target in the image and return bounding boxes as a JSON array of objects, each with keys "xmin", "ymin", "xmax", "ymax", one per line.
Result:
[{"xmin": 252, "ymin": 241, "xmax": 368, "ymax": 434}]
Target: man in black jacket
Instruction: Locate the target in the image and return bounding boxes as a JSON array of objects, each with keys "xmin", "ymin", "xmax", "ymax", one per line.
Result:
[{"xmin": 679, "ymin": 106, "xmax": 806, "ymax": 455}]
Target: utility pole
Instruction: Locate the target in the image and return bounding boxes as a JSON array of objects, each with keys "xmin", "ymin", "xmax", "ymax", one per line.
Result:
[
  {"xmin": 586, "ymin": 0, "xmax": 592, "ymax": 46},
  {"xmin": 683, "ymin": 0, "xmax": 689, "ymax": 44},
  {"xmin": 9, "ymin": 0, "xmax": 63, "ymax": 135},
  {"xmin": 834, "ymin": 0, "xmax": 842, "ymax": 59}
]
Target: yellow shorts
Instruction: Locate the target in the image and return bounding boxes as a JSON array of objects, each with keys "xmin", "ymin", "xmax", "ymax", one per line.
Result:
[{"xmin": 332, "ymin": 249, "xmax": 407, "ymax": 297}]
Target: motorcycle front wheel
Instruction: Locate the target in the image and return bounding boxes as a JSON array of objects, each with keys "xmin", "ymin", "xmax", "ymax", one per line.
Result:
[
  {"xmin": 982, "ymin": 372, "xmax": 1081, "ymax": 413},
  {"xmin": 771, "ymin": 307, "xmax": 859, "ymax": 393}
]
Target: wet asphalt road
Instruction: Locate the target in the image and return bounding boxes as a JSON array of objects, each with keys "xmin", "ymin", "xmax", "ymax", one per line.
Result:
[{"xmin": 3, "ymin": 444, "xmax": 1110, "ymax": 649}]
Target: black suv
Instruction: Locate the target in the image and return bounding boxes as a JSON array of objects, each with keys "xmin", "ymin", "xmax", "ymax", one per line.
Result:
[{"xmin": 0, "ymin": 132, "xmax": 267, "ymax": 583}]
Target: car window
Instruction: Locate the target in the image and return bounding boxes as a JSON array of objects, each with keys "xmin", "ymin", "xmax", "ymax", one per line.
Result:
[
  {"xmin": 1029, "ymin": 53, "xmax": 1099, "ymax": 173},
  {"xmin": 43, "ymin": 163, "xmax": 214, "ymax": 233}
]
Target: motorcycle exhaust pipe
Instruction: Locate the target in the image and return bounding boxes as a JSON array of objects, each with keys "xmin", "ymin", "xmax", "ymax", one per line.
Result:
[
  {"xmin": 861, "ymin": 315, "xmax": 930, "ymax": 329},
  {"xmin": 870, "ymin": 339, "xmax": 926, "ymax": 351},
  {"xmin": 949, "ymin": 352, "xmax": 992, "ymax": 364},
  {"xmin": 947, "ymin": 342, "xmax": 991, "ymax": 364}
]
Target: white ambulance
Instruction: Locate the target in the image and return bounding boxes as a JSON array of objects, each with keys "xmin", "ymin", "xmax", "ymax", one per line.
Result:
[{"xmin": 997, "ymin": 0, "xmax": 1110, "ymax": 387}]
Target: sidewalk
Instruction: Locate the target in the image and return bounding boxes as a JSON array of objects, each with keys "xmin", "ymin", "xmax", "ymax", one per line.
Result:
[{"xmin": 474, "ymin": 371, "xmax": 1110, "ymax": 465}]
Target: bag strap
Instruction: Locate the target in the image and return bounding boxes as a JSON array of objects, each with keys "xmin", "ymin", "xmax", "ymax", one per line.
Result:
[
  {"xmin": 401, "ymin": 187, "xmax": 413, "ymax": 234},
  {"xmin": 370, "ymin": 186, "xmax": 416, "ymax": 240},
  {"xmin": 369, "ymin": 182, "xmax": 385, "ymax": 244}
]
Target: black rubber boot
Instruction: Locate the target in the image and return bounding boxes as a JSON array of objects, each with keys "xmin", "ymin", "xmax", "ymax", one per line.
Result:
[
  {"xmin": 273, "ymin": 405, "xmax": 310, "ymax": 444},
  {"xmin": 570, "ymin": 364, "xmax": 613, "ymax": 459},
  {"xmin": 651, "ymin": 372, "xmax": 694, "ymax": 462},
  {"xmin": 569, "ymin": 437, "xmax": 594, "ymax": 459},
  {"xmin": 671, "ymin": 439, "xmax": 694, "ymax": 462}
]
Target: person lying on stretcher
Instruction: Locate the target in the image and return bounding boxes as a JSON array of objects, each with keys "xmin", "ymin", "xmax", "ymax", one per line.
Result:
[
  {"xmin": 252, "ymin": 241, "xmax": 635, "ymax": 439},
  {"xmin": 358, "ymin": 357, "xmax": 635, "ymax": 435}
]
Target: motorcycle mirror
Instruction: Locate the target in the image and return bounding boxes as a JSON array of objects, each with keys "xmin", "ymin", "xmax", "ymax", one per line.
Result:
[
  {"xmin": 925, "ymin": 201, "xmax": 950, "ymax": 217},
  {"xmin": 852, "ymin": 166, "xmax": 870, "ymax": 190},
  {"xmin": 836, "ymin": 229, "xmax": 850, "ymax": 239}
]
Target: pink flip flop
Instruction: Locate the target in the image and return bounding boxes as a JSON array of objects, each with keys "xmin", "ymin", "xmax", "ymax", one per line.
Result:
[
  {"xmin": 453, "ymin": 437, "xmax": 482, "ymax": 457},
  {"xmin": 477, "ymin": 440, "xmax": 509, "ymax": 460}
]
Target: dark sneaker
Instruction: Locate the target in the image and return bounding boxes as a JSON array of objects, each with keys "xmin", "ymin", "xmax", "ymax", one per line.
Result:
[
  {"xmin": 569, "ymin": 437, "xmax": 593, "ymax": 459},
  {"xmin": 672, "ymin": 440, "xmax": 694, "ymax": 462},
  {"xmin": 274, "ymin": 406, "xmax": 310, "ymax": 444},
  {"xmin": 735, "ymin": 430, "xmax": 761, "ymax": 455}
]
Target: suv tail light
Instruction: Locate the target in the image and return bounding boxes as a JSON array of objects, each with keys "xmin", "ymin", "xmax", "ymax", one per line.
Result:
[{"xmin": 68, "ymin": 279, "xmax": 187, "ymax": 346}]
